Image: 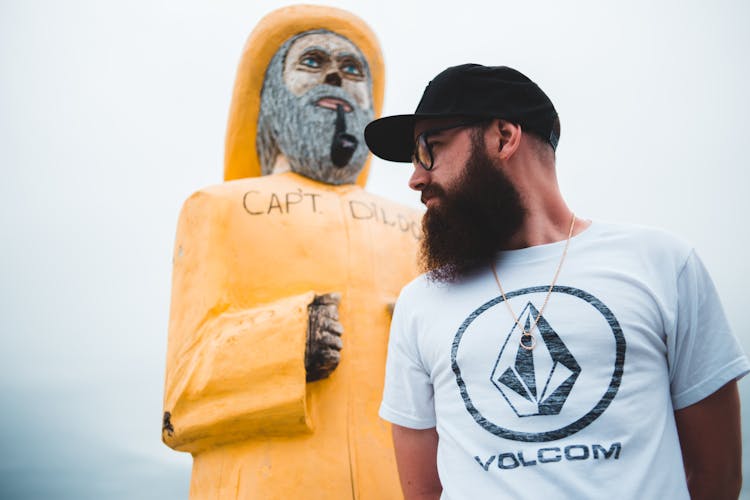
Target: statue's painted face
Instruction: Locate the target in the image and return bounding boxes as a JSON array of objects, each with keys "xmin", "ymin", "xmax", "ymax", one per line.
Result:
[
  {"xmin": 282, "ymin": 33, "xmax": 371, "ymax": 111},
  {"xmin": 257, "ymin": 30, "xmax": 375, "ymax": 185}
]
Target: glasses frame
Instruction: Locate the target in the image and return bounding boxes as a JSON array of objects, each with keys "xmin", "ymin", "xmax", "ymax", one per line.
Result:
[{"xmin": 412, "ymin": 118, "xmax": 488, "ymax": 171}]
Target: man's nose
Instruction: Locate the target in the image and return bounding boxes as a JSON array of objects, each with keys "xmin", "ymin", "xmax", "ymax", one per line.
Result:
[
  {"xmin": 325, "ymin": 71, "xmax": 342, "ymax": 86},
  {"xmin": 408, "ymin": 165, "xmax": 429, "ymax": 191}
]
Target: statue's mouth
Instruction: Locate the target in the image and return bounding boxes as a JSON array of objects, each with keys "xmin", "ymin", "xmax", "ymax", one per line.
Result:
[{"xmin": 316, "ymin": 97, "xmax": 353, "ymax": 112}]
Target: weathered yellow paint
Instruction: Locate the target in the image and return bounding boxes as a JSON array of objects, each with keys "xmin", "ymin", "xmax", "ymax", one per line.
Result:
[
  {"xmin": 223, "ymin": 5, "xmax": 385, "ymax": 187},
  {"xmin": 164, "ymin": 173, "xmax": 421, "ymax": 498}
]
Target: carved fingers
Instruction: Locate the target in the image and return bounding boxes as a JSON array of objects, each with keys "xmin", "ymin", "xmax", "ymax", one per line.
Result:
[
  {"xmin": 305, "ymin": 293, "xmax": 343, "ymax": 382},
  {"xmin": 312, "ymin": 292, "xmax": 341, "ymax": 307}
]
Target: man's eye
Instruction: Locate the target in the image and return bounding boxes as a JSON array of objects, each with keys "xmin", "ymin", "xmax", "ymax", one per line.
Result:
[
  {"xmin": 300, "ymin": 56, "xmax": 321, "ymax": 68},
  {"xmin": 340, "ymin": 61, "xmax": 363, "ymax": 76}
]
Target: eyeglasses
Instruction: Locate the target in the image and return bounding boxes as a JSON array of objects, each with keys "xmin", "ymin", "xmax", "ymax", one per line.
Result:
[{"xmin": 412, "ymin": 119, "xmax": 487, "ymax": 171}]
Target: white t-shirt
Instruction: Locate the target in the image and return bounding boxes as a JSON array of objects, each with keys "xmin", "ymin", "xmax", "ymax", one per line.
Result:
[{"xmin": 380, "ymin": 221, "xmax": 749, "ymax": 500}]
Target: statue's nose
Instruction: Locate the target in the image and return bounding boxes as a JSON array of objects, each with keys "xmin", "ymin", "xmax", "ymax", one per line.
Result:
[{"xmin": 324, "ymin": 71, "xmax": 342, "ymax": 87}]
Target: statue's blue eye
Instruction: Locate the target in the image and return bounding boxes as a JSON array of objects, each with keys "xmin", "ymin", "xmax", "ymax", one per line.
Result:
[
  {"xmin": 340, "ymin": 61, "xmax": 362, "ymax": 76},
  {"xmin": 300, "ymin": 56, "xmax": 321, "ymax": 68}
]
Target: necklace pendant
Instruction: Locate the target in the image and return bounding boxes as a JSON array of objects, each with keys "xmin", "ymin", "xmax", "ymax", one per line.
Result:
[{"xmin": 519, "ymin": 331, "xmax": 536, "ymax": 351}]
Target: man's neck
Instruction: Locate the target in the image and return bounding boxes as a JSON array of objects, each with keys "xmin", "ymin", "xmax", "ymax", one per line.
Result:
[
  {"xmin": 500, "ymin": 158, "xmax": 589, "ymax": 250},
  {"xmin": 503, "ymin": 210, "xmax": 590, "ymax": 250}
]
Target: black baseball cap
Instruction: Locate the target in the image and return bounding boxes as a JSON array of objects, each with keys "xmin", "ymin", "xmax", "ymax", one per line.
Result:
[{"xmin": 365, "ymin": 64, "xmax": 559, "ymax": 162}]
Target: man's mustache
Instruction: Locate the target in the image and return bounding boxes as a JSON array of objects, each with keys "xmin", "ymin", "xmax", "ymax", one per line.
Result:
[{"xmin": 421, "ymin": 185, "xmax": 446, "ymax": 206}]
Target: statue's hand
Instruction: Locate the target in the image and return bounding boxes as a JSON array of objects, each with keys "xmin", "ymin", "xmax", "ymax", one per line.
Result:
[{"xmin": 305, "ymin": 293, "xmax": 343, "ymax": 382}]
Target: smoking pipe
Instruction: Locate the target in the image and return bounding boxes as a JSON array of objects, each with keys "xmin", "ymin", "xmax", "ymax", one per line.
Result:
[{"xmin": 330, "ymin": 104, "xmax": 358, "ymax": 168}]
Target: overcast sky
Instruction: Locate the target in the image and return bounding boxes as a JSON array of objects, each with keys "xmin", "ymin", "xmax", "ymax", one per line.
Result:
[{"xmin": 2, "ymin": 0, "xmax": 749, "ymax": 498}]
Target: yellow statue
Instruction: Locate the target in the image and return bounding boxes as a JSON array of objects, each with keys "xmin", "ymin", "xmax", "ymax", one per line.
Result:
[{"xmin": 162, "ymin": 5, "xmax": 420, "ymax": 499}]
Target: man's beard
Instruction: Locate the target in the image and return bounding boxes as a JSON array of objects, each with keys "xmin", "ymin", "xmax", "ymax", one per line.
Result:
[
  {"xmin": 257, "ymin": 78, "xmax": 374, "ymax": 185},
  {"xmin": 420, "ymin": 134, "xmax": 525, "ymax": 283}
]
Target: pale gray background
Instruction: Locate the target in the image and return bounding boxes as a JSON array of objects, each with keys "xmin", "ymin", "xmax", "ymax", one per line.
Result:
[{"xmin": 1, "ymin": 0, "xmax": 748, "ymax": 498}]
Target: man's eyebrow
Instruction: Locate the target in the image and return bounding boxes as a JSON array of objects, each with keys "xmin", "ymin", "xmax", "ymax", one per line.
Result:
[{"xmin": 424, "ymin": 128, "xmax": 451, "ymax": 139}]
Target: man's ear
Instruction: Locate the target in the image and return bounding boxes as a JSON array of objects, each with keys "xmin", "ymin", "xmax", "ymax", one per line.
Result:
[{"xmin": 494, "ymin": 119, "xmax": 522, "ymax": 160}]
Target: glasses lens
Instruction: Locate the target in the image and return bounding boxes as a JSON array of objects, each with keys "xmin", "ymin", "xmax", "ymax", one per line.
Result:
[{"xmin": 414, "ymin": 135, "xmax": 432, "ymax": 170}]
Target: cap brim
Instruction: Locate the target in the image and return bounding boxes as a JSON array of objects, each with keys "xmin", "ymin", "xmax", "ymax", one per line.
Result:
[
  {"xmin": 365, "ymin": 113, "xmax": 468, "ymax": 163},
  {"xmin": 364, "ymin": 114, "xmax": 419, "ymax": 163}
]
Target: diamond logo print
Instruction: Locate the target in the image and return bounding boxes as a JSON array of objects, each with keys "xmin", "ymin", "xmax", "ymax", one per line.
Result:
[{"xmin": 490, "ymin": 302, "xmax": 581, "ymax": 417}]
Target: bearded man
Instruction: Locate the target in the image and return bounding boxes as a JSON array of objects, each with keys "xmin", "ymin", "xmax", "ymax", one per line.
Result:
[
  {"xmin": 365, "ymin": 64, "xmax": 748, "ymax": 499},
  {"xmin": 162, "ymin": 6, "xmax": 420, "ymax": 499}
]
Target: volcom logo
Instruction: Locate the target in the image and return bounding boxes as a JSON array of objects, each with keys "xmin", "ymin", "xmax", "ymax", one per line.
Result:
[
  {"xmin": 491, "ymin": 303, "xmax": 581, "ymax": 417},
  {"xmin": 452, "ymin": 286, "xmax": 625, "ymax": 442}
]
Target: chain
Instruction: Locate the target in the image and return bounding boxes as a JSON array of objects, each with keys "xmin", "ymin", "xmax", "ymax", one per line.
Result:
[{"xmin": 490, "ymin": 212, "xmax": 576, "ymax": 351}]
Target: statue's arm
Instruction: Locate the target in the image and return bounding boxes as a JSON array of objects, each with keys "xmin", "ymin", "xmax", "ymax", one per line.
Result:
[
  {"xmin": 161, "ymin": 190, "xmax": 342, "ymax": 453},
  {"xmin": 163, "ymin": 291, "xmax": 317, "ymax": 453}
]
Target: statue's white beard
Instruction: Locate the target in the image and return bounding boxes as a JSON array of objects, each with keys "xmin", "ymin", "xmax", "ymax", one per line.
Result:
[{"xmin": 258, "ymin": 82, "xmax": 374, "ymax": 185}]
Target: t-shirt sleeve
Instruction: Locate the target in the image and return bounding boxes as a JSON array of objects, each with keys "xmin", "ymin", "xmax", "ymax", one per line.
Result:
[
  {"xmin": 668, "ymin": 249, "xmax": 750, "ymax": 410},
  {"xmin": 379, "ymin": 295, "xmax": 437, "ymax": 429}
]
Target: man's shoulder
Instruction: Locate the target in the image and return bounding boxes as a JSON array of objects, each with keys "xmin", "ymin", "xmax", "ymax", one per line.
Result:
[
  {"xmin": 594, "ymin": 220, "xmax": 692, "ymax": 251},
  {"xmin": 397, "ymin": 272, "xmax": 467, "ymax": 310},
  {"xmin": 392, "ymin": 274, "xmax": 463, "ymax": 335},
  {"xmin": 591, "ymin": 220, "xmax": 694, "ymax": 269}
]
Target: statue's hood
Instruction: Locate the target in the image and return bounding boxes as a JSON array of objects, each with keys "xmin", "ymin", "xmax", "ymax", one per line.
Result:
[{"xmin": 223, "ymin": 4, "xmax": 385, "ymax": 188}]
